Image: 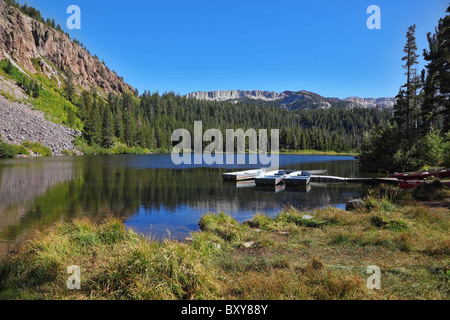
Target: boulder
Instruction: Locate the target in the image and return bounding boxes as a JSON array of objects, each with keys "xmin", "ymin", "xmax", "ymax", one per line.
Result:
[{"xmin": 346, "ymin": 199, "xmax": 365, "ymax": 211}]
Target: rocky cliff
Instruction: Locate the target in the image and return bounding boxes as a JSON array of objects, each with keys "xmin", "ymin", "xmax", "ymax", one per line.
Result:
[
  {"xmin": 186, "ymin": 90, "xmax": 395, "ymax": 110},
  {"xmin": 344, "ymin": 97, "xmax": 396, "ymax": 109},
  {"xmin": 186, "ymin": 90, "xmax": 287, "ymax": 102},
  {"xmin": 187, "ymin": 90, "xmax": 333, "ymax": 110},
  {"xmin": 0, "ymin": 0, "xmax": 132, "ymax": 95}
]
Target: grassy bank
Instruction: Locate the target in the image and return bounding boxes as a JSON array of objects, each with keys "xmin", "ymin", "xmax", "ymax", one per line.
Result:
[{"xmin": 0, "ymin": 186, "xmax": 448, "ymax": 300}]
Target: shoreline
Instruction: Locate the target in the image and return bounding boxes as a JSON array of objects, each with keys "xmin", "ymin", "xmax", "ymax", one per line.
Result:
[
  {"xmin": 4, "ymin": 150, "xmax": 357, "ymax": 159},
  {"xmin": 0, "ymin": 184, "xmax": 448, "ymax": 300}
]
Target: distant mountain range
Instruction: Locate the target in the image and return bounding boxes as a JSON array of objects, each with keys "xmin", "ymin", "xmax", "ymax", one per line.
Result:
[{"xmin": 186, "ymin": 90, "xmax": 396, "ymax": 110}]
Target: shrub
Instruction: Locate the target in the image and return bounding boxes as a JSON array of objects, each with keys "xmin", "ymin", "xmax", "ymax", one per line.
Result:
[
  {"xmin": 0, "ymin": 142, "xmax": 18, "ymax": 158},
  {"xmin": 15, "ymin": 145, "xmax": 30, "ymax": 156},
  {"xmin": 22, "ymin": 141, "xmax": 52, "ymax": 157},
  {"xmin": 61, "ymin": 149, "xmax": 75, "ymax": 156},
  {"xmin": 359, "ymin": 125, "xmax": 445, "ymax": 172},
  {"xmin": 412, "ymin": 180, "xmax": 450, "ymax": 201}
]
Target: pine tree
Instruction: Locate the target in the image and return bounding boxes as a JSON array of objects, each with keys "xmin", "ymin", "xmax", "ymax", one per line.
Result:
[
  {"xmin": 67, "ymin": 108, "xmax": 76, "ymax": 128},
  {"xmin": 63, "ymin": 68, "xmax": 76, "ymax": 103},
  {"xmin": 85, "ymin": 104, "xmax": 102, "ymax": 145},
  {"xmin": 123, "ymin": 112, "xmax": 137, "ymax": 147},
  {"xmin": 114, "ymin": 110, "xmax": 125, "ymax": 143},
  {"xmin": 394, "ymin": 88, "xmax": 407, "ymax": 129},
  {"xmin": 401, "ymin": 25, "xmax": 420, "ymax": 130},
  {"xmin": 5, "ymin": 59, "xmax": 13, "ymax": 75},
  {"xmin": 423, "ymin": 6, "xmax": 450, "ymax": 132},
  {"xmin": 102, "ymin": 105, "xmax": 115, "ymax": 148},
  {"xmin": 32, "ymin": 82, "xmax": 40, "ymax": 98}
]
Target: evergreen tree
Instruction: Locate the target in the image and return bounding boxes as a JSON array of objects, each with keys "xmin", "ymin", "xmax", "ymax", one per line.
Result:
[
  {"xmin": 394, "ymin": 88, "xmax": 407, "ymax": 129},
  {"xmin": 423, "ymin": 6, "xmax": 450, "ymax": 132},
  {"xmin": 114, "ymin": 110, "xmax": 125, "ymax": 143},
  {"xmin": 67, "ymin": 108, "xmax": 76, "ymax": 128},
  {"xmin": 63, "ymin": 68, "xmax": 76, "ymax": 103},
  {"xmin": 123, "ymin": 112, "xmax": 137, "ymax": 147},
  {"xmin": 84, "ymin": 103, "xmax": 102, "ymax": 145},
  {"xmin": 401, "ymin": 25, "xmax": 420, "ymax": 130},
  {"xmin": 102, "ymin": 105, "xmax": 115, "ymax": 148},
  {"xmin": 32, "ymin": 82, "xmax": 40, "ymax": 98},
  {"xmin": 5, "ymin": 59, "xmax": 13, "ymax": 75}
]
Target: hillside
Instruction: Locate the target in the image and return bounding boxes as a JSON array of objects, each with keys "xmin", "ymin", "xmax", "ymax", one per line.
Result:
[
  {"xmin": 0, "ymin": 0, "xmax": 133, "ymax": 155},
  {"xmin": 0, "ymin": 0, "xmax": 132, "ymax": 96},
  {"xmin": 186, "ymin": 90, "xmax": 396, "ymax": 110}
]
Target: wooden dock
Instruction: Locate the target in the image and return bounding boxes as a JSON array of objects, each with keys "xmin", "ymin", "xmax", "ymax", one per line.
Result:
[{"xmin": 310, "ymin": 176, "xmax": 399, "ymax": 185}]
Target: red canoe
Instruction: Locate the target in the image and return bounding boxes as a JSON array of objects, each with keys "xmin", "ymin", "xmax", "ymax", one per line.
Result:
[{"xmin": 392, "ymin": 168, "xmax": 450, "ymax": 180}]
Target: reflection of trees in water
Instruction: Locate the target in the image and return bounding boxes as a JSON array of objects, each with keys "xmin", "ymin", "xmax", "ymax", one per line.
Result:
[
  {"xmin": 0, "ymin": 157, "xmax": 363, "ymax": 258},
  {"xmin": 0, "ymin": 161, "xmax": 77, "ymax": 210},
  {"xmin": 0, "ymin": 160, "xmax": 78, "ymax": 258}
]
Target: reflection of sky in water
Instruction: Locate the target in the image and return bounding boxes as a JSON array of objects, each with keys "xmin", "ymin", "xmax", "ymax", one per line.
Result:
[
  {"xmin": 125, "ymin": 182, "xmax": 366, "ymax": 240},
  {"xmin": 99, "ymin": 154, "xmax": 357, "ymax": 171},
  {"xmin": 0, "ymin": 154, "xmax": 366, "ymax": 255}
]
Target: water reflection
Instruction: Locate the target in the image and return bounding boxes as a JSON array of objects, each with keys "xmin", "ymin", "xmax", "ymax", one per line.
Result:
[{"xmin": 0, "ymin": 154, "xmax": 364, "ymax": 258}]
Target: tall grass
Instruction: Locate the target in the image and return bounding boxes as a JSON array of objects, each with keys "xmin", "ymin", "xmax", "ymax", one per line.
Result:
[{"xmin": 0, "ymin": 193, "xmax": 448, "ymax": 300}]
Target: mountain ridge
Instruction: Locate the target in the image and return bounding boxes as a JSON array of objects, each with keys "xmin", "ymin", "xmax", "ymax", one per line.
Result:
[{"xmin": 186, "ymin": 90, "xmax": 396, "ymax": 110}]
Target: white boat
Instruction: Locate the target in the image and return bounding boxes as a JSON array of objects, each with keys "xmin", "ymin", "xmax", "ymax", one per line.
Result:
[
  {"xmin": 254, "ymin": 170, "xmax": 287, "ymax": 186},
  {"xmin": 284, "ymin": 171, "xmax": 311, "ymax": 186},
  {"xmin": 222, "ymin": 168, "xmax": 266, "ymax": 181}
]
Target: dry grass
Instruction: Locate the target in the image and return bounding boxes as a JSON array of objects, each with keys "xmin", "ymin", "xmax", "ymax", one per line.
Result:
[{"xmin": 0, "ymin": 188, "xmax": 449, "ymax": 300}]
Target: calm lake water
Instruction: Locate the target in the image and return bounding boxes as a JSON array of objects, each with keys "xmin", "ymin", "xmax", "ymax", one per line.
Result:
[{"xmin": 0, "ymin": 154, "xmax": 368, "ymax": 258}]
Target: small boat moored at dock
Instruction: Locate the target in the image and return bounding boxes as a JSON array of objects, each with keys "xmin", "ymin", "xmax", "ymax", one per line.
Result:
[
  {"xmin": 254, "ymin": 170, "xmax": 287, "ymax": 186},
  {"xmin": 284, "ymin": 171, "xmax": 311, "ymax": 186},
  {"xmin": 392, "ymin": 168, "xmax": 450, "ymax": 180},
  {"xmin": 222, "ymin": 168, "xmax": 266, "ymax": 181}
]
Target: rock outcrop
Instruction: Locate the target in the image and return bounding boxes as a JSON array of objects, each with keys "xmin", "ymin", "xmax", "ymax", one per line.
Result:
[
  {"xmin": 187, "ymin": 90, "xmax": 396, "ymax": 110},
  {"xmin": 0, "ymin": 0, "xmax": 133, "ymax": 95},
  {"xmin": 344, "ymin": 97, "xmax": 396, "ymax": 109},
  {"xmin": 187, "ymin": 90, "xmax": 287, "ymax": 102},
  {"xmin": 187, "ymin": 90, "xmax": 333, "ymax": 110}
]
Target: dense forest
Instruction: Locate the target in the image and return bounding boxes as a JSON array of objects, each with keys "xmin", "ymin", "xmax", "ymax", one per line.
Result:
[
  {"xmin": 75, "ymin": 88, "xmax": 392, "ymax": 153},
  {"xmin": 360, "ymin": 6, "xmax": 450, "ymax": 172}
]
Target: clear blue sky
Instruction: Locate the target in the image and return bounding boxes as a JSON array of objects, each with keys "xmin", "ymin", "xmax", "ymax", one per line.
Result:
[{"xmin": 17, "ymin": 0, "xmax": 449, "ymax": 98}]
